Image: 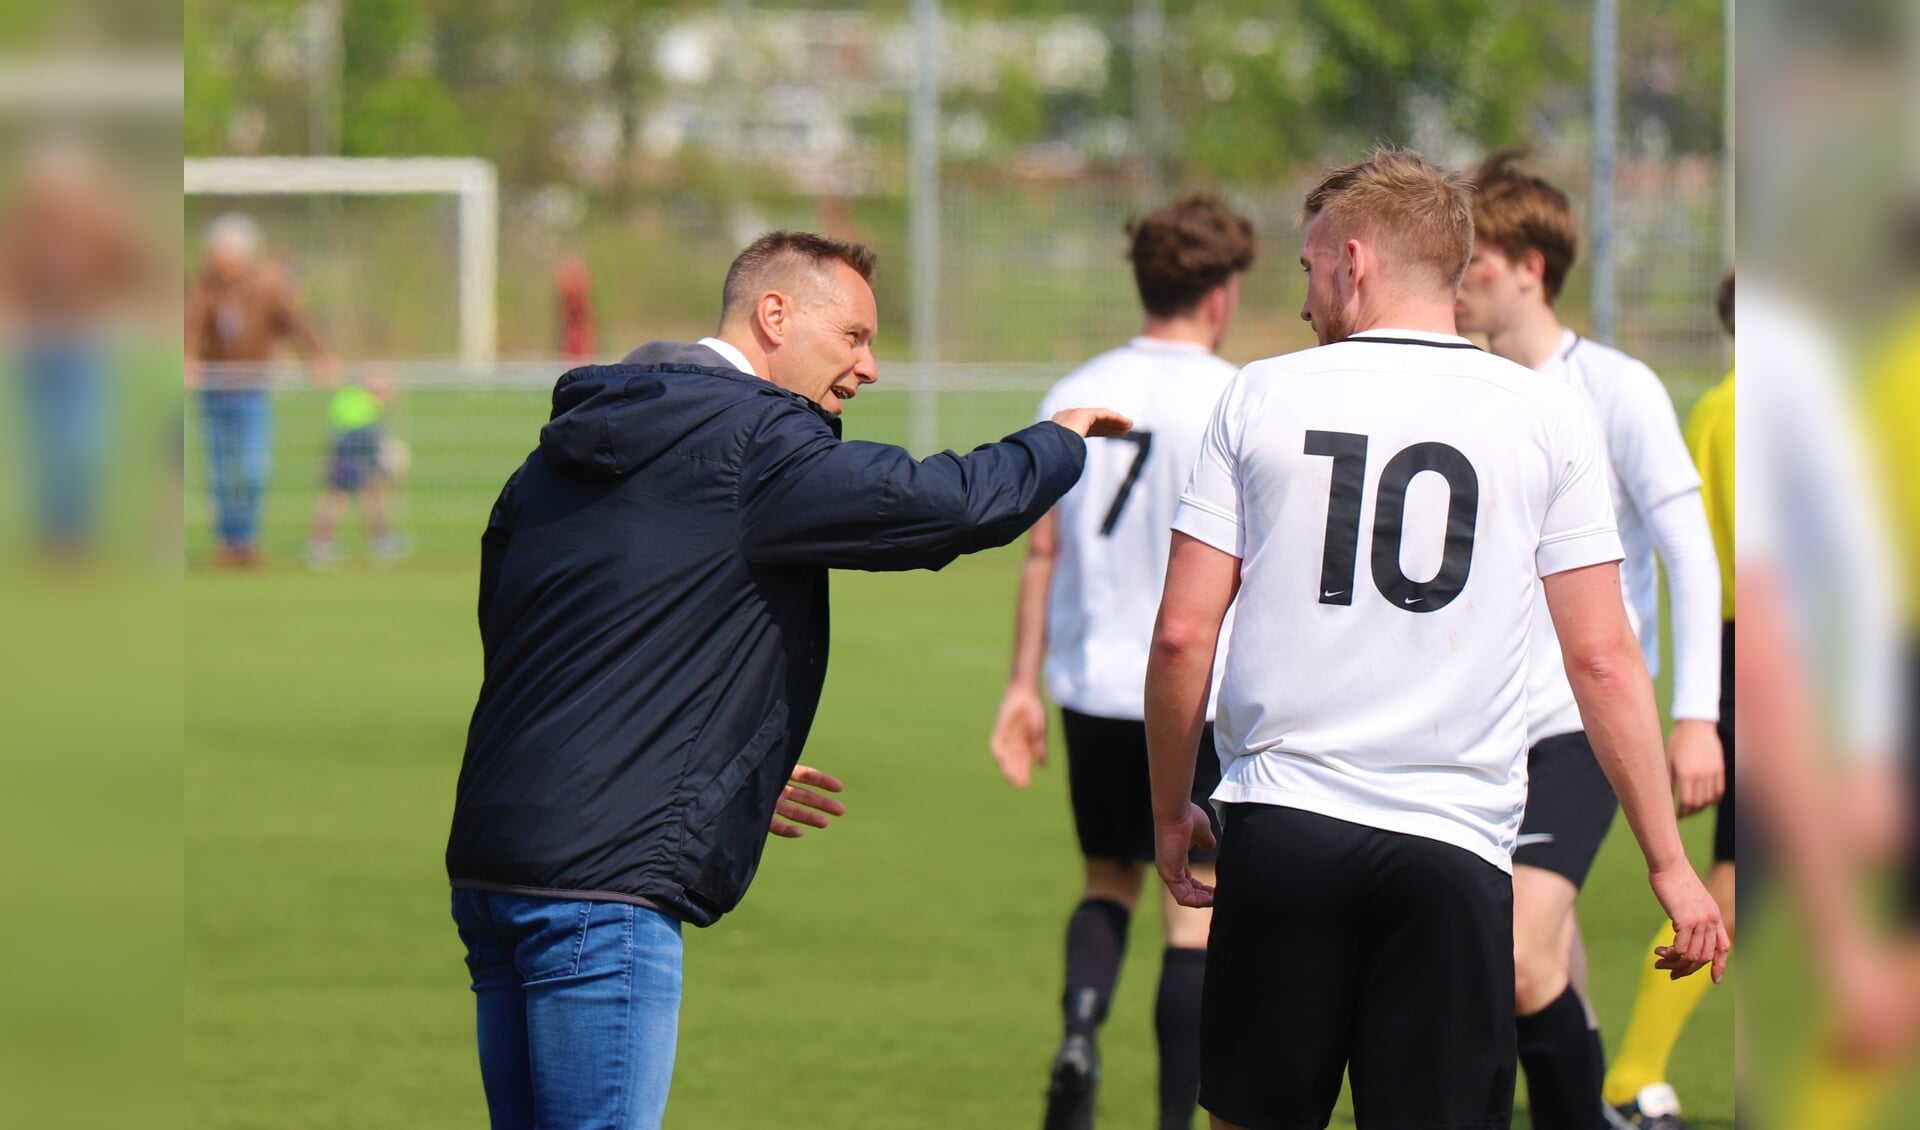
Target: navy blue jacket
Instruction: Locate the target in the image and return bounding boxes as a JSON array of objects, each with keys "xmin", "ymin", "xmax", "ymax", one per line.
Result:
[{"xmin": 447, "ymin": 342, "xmax": 1086, "ymax": 926}]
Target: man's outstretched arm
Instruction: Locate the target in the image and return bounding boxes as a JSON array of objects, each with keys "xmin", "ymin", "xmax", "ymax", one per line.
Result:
[{"xmin": 739, "ymin": 406, "xmax": 1129, "ymax": 572}]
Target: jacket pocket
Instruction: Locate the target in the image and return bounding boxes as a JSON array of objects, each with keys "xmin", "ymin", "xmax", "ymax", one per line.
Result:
[{"xmin": 673, "ymin": 703, "xmax": 792, "ymax": 913}]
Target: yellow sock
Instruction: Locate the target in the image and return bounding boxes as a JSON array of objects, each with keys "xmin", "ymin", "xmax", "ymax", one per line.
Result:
[
  {"xmin": 1780, "ymin": 1046, "xmax": 1897, "ymax": 1130},
  {"xmin": 1601, "ymin": 923, "xmax": 1717, "ymax": 1106}
]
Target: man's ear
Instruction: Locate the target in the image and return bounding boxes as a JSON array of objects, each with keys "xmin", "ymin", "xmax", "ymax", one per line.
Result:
[
  {"xmin": 1201, "ymin": 283, "xmax": 1227, "ymax": 325},
  {"xmin": 1344, "ymin": 238, "xmax": 1367, "ymax": 293},
  {"xmin": 755, "ymin": 291, "xmax": 791, "ymax": 346},
  {"xmin": 1519, "ymin": 248, "xmax": 1549, "ymax": 291}
]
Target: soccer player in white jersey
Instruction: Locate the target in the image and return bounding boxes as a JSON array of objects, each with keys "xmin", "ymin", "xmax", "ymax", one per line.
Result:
[
  {"xmin": 1453, "ymin": 151, "xmax": 1725, "ymax": 1130},
  {"xmin": 990, "ymin": 193, "xmax": 1257, "ymax": 1130},
  {"xmin": 1144, "ymin": 149, "xmax": 1728, "ymax": 1130}
]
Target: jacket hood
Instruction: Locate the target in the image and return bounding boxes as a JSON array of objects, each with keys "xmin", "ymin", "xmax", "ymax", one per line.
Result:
[{"xmin": 538, "ymin": 341, "xmax": 822, "ymax": 480}]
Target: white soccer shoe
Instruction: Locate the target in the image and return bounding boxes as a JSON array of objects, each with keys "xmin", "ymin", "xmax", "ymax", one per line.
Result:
[{"xmin": 1603, "ymin": 1081, "xmax": 1687, "ymax": 1130}]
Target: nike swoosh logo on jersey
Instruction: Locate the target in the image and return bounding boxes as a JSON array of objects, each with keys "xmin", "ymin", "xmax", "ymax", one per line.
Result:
[
  {"xmin": 1403, "ymin": 596, "xmax": 1423, "ymax": 605},
  {"xmin": 1323, "ymin": 590, "xmax": 1345, "ymax": 598},
  {"xmin": 1515, "ymin": 833, "xmax": 1556, "ymax": 847}
]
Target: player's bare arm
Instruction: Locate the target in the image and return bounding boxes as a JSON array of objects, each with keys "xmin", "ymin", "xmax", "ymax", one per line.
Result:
[
  {"xmin": 985, "ymin": 409, "xmax": 1129, "ymax": 791},
  {"xmin": 990, "ymin": 509, "xmax": 1058, "ymax": 788},
  {"xmin": 1543, "ymin": 561, "xmax": 1730, "ymax": 983},
  {"xmin": 1739, "ymin": 566, "xmax": 1913, "ymax": 1059},
  {"xmin": 1144, "ymin": 531, "xmax": 1237, "ymax": 908}
]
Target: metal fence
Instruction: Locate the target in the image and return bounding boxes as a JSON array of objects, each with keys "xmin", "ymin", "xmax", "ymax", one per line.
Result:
[{"xmin": 183, "ymin": 2, "xmax": 1730, "ymax": 566}]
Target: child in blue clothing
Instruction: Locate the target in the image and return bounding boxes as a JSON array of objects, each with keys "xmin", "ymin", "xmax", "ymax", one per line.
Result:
[{"xmin": 306, "ymin": 370, "xmax": 407, "ymax": 567}]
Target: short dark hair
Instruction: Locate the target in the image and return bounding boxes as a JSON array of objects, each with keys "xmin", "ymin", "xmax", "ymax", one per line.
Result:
[
  {"xmin": 1715, "ymin": 268, "xmax": 1734, "ymax": 336},
  {"xmin": 1468, "ymin": 148, "xmax": 1578, "ymax": 302},
  {"xmin": 1126, "ymin": 194, "xmax": 1257, "ymax": 318},
  {"xmin": 721, "ymin": 230, "xmax": 877, "ymax": 322}
]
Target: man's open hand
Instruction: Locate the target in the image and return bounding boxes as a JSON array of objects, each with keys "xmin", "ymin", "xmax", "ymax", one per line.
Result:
[{"xmin": 769, "ymin": 765, "xmax": 846, "ymax": 839}]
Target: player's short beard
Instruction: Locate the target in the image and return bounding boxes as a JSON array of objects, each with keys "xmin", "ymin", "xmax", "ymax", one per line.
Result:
[{"xmin": 1313, "ymin": 303, "xmax": 1352, "ymax": 346}]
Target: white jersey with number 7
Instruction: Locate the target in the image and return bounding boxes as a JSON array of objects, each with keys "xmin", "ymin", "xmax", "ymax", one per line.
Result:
[
  {"xmin": 1038, "ymin": 336, "xmax": 1239, "ymax": 722},
  {"xmin": 1173, "ymin": 329, "xmax": 1623, "ymax": 872}
]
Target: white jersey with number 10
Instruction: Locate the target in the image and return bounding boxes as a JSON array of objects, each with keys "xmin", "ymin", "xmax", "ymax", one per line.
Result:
[
  {"xmin": 1038, "ymin": 337, "xmax": 1239, "ymax": 722},
  {"xmin": 1174, "ymin": 330, "xmax": 1624, "ymax": 872}
]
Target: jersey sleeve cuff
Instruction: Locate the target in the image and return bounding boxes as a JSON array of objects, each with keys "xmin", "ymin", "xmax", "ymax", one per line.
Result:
[
  {"xmin": 1173, "ymin": 497, "xmax": 1244, "ymax": 558},
  {"xmin": 1536, "ymin": 527, "xmax": 1624, "ymax": 577},
  {"xmin": 1670, "ymin": 673, "xmax": 1722, "ymax": 724}
]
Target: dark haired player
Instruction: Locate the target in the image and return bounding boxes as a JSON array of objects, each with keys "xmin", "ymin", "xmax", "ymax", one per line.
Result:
[{"xmin": 989, "ymin": 193, "xmax": 1257, "ymax": 1130}]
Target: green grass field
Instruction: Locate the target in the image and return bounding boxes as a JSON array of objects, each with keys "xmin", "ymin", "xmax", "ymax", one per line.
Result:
[{"xmin": 185, "ymin": 382, "xmax": 1736, "ymax": 1128}]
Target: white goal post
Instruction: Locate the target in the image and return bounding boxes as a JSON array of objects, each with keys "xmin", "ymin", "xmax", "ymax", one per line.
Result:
[{"xmin": 183, "ymin": 156, "xmax": 498, "ymax": 367}]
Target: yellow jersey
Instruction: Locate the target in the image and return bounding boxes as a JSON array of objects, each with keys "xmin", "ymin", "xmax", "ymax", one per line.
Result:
[
  {"xmin": 1684, "ymin": 370, "xmax": 1735, "ymax": 621},
  {"xmin": 1868, "ymin": 322, "xmax": 1920, "ymax": 623}
]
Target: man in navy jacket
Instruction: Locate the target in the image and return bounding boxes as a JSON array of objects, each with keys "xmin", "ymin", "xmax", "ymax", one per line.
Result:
[{"xmin": 448, "ymin": 231, "xmax": 1128, "ymax": 1129}]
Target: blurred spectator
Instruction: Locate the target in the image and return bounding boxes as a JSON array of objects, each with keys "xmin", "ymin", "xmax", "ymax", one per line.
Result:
[
  {"xmin": 305, "ymin": 369, "xmax": 406, "ymax": 569},
  {"xmin": 1739, "ymin": 280, "xmax": 1915, "ymax": 1126},
  {"xmin": 0, "ymin": 135, "xmax": 149, "ymax": 561},
  {"xmin": 1599, "ymin": 269, "xmax": 1739, "ymax": 1125},
  {"xmin": 555, "ymin": 255, "xmax": 596, "ymax": 361},
  {"xmin": 184, "ymin": 213, "xmax": 336, "ymax": 567}
]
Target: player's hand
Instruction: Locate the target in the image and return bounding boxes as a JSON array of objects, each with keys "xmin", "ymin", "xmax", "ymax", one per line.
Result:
[
  {"xmin": 990, "ymin": 684, "xmax": 1048, "ymax": 788},
  {"xmin": 769, "ymin": 764, "xmax": 846, "ymax": 839},
  {"xmin": 1154, "ymin": 804, "xmax": 1218, "ymax": 908},
  {"xmin": 1051, "ymin": 407, "xmax": 1133, "ymax": 439},
  {"xmin": 1829, "ymin": 938, "xmax": 1916, "ymax": 1064},
  {"xmin": 1649, "ymin": 864, "xmax": 1731, "ymax": 983},
  {"xmin": 1667, "ymin": 719, "xmax": 1725, "ymax": 817},
  {"xmin": 1840, "ymin": 760, "xmax": 1908, "ymax": 866}
]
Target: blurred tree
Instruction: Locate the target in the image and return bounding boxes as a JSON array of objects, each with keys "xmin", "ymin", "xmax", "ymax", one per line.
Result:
[
  {"xmin": 182, "ymin": 0, "xmax": 1721, "ymax": 187},
  {"xmin": 1622, "ymin": 0, "xmax": 1723, "ymax": 155}
]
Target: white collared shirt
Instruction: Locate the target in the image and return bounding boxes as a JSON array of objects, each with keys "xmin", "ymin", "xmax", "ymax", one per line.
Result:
[{"xmin": 696, "ymin": 336, "xmax": 756, "ymax": 376}]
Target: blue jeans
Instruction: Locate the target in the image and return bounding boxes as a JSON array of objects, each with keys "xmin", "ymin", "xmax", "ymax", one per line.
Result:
[
  {"xmin": 20, "ymin": 338, "xmax": 107, "ymax": 549},
  {"xmin": 452, "ymin": 890, "xmax": 684, "ymax": 1130},
  {"xmin": 199, "ymin": 387, "xmax": 272, "ymax": 549}
]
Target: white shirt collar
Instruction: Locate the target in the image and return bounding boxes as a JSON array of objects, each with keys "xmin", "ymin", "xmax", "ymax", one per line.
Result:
[
  {"xmin": 1347, "ymin": 328, "xmax": 1475, "ymax": 345},
  {"xmin": 1128, "ymin": 334, "xmax": 1213, "ymax": 355},
  {"xmin": 696, "ymin": 336, "xmax": 756, "ymax": 376}
]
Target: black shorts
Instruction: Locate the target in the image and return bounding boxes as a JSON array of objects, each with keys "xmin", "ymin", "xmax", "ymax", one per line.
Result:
[
  {"xmin": 1060, "ymin": 708, "xmax": 1223, "ymax": 865},
  {"xmin": 1513, "ymin": 731, "xmax": 1619, "ymax": 888},
  {"xmin": 1714, "ymin": 621, "xmax": 1737, "ymax": 866},
  {"xmin": 1201, "ymin": 804, "xmax": 1516, "ymax": 1130}
]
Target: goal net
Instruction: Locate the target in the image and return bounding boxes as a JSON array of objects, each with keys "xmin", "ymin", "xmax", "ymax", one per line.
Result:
[{"xmin": 183, "ymin": 157, "xmax": 497, "ymax": 367}]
